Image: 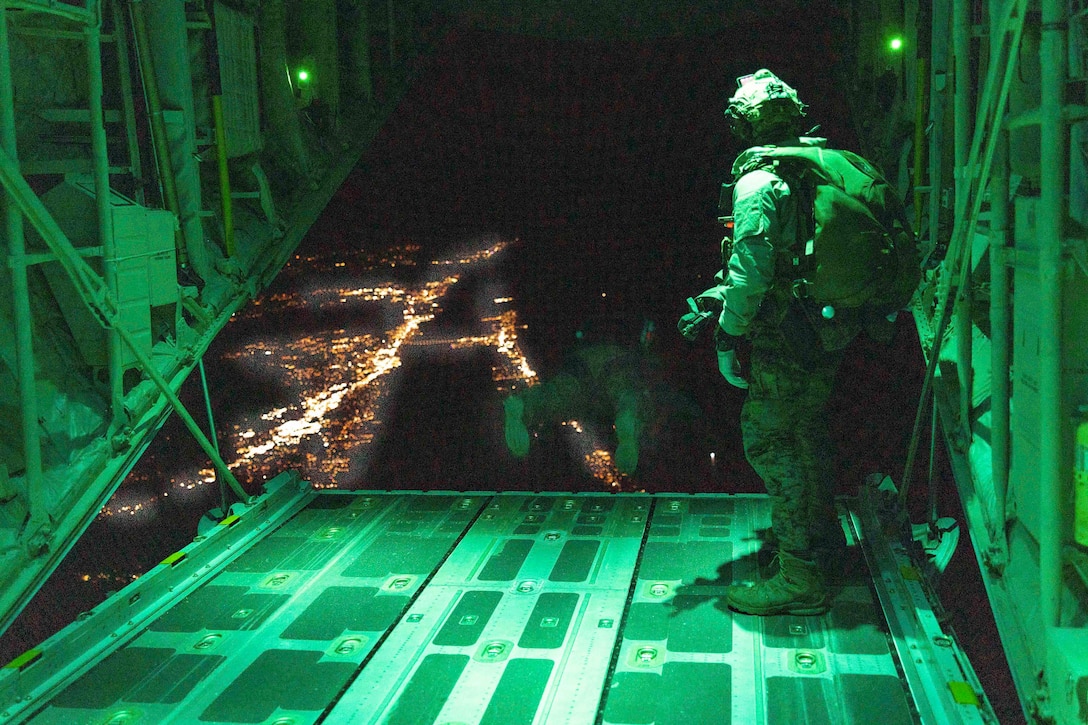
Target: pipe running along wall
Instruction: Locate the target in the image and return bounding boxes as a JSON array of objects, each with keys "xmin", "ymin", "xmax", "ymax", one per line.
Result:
[
  {"xmin": 85, "ymin": 5, "xmax": 125, "ymax": 428},
  {"xmin": 128, "ymin": 0, "xmax": 188, "ymax": 268},
  {"xmin": 953, "ymin": 0, "xmax": 974, "ymax": 435},
  {"xmin": 0, "ymin": 1, "xmax": 45, "ymax": 536},
  {"xmin": 204, "ymin": 3, "xmax": 234, "ymax": 257},
  {"xmin": 988, "ymin": 0, "xmax": 1011, "ymax": 554},
  {"xmin": 1037, "ymin": 0, "xmax": 1066, "ymax": 631}
]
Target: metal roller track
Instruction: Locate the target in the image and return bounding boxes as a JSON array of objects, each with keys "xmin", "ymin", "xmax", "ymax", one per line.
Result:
[{"xmin": 0, "ymin": 481, "xmax": 997, "ymax": 725}]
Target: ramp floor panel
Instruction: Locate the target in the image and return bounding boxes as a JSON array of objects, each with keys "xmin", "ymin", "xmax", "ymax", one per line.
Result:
[{"xmin": 1, "ymin": 489, "xmax": 993, "ymax": 725}]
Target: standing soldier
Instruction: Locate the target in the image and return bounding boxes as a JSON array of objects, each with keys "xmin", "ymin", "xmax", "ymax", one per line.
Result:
[{"xmin": 679, "ymin": 69, "xmax": 917, "ymax": 615}]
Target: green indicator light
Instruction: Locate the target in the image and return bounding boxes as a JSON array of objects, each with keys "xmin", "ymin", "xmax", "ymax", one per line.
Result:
[
  {"xmin": 889, "ymin": 36, "xmax": 904, "ymax": 51},
  {"xmin": 298, "ymin": 69, "xmax": 309, "ymax": 82}
]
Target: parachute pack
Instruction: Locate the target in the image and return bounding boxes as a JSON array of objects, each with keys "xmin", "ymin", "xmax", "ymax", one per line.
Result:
[{"xmin": 739, "ymin": 145, "xmax": 922, "ymax": 319}]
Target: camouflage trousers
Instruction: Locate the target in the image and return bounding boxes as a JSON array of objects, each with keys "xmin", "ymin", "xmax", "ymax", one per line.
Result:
[{"xmin": 740, "ymin": 323, "xmax": 846, "ymax": 554}]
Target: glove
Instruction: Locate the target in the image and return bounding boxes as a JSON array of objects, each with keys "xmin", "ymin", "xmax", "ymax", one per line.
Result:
[
  {"xmin": 677, "ymin": 297, "xmax": 720, "ymax": 341},
  {"xmin": 714, "ymin": 327, "xmax": 747, "ymax": 388},
  {"xmin": 717, "ymin": 348, "xmax": 748, "ymax": 389}
]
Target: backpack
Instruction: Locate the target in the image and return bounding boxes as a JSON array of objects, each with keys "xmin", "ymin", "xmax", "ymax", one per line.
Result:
[{"xmin": 740, "ymin": 145, "xmax": 921, "ymax": 319}]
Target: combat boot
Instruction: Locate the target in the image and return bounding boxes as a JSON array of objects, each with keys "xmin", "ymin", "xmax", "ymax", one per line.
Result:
[{"xmin": 726, "ymin": 550, "xmax": 829, "ymax": 616}]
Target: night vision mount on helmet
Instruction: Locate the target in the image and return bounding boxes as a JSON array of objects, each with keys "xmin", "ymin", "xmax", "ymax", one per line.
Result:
[{"xmin": 725, "ymin": 69, "xmax": 807, "ymax": 143}]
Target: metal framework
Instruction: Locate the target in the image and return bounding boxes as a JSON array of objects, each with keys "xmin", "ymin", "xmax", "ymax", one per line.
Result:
[
  {"xmin": 0, "ymin": 0, "xmax": 411, "ymax": 639},
  {"xmin": 0, "ymin": 0, "xmax": 245, "ymax": 531},
  {"xmin": 912, "ymin": 0, "xmax": 1087, "ymax": 719}
]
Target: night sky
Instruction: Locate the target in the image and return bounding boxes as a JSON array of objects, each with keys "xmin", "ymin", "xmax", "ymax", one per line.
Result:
[{"xmin": 1, "ymin": 10, "xmax": 1025, "ymax": 723}]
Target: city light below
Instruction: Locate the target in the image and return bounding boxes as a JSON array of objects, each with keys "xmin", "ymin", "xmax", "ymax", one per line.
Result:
[{"xmin": 99, "ymin": 236, "xmax": 628, "ymax": 518}]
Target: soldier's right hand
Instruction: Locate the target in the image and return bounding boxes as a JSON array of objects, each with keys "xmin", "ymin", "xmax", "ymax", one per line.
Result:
[{"xmin": 677, "ymin": 297, "xmax": 716, "ymax": 341}]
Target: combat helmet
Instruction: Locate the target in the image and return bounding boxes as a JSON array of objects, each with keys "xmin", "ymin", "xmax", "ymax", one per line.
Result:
[{"xmin": 725, "ymin": 69, "xmax": 807, "ymax": 144}]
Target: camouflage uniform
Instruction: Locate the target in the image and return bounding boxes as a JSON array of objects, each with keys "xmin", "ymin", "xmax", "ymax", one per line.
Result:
[
  {"xmin": 742, "ymin": 313, "xmax": 844, "ymax": 553},
  {"xmin": 706, "ymin": 138, "xmax": 861, "ymax": 554}
]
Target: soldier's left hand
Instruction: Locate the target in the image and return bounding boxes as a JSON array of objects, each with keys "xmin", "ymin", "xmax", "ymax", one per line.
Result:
[{"xmin": 717, "ymin": 348, "xmax": 748, "ymax": 389}]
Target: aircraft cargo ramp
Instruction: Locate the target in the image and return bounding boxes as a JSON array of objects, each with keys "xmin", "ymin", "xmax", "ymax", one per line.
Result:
[{"xmin": 0, "ymin": 473, "xmax": 995, "ymax": 725}]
